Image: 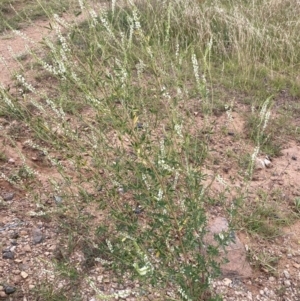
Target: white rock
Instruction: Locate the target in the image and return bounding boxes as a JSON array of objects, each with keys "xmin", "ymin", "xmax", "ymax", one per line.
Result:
[
  {"xmin": 284, "ymin": 279, "xmax": 291, "ymax": 287},
  {"xmin": 268, "ymin": 276, "xmax": 275, "ymax": 282},
  {"xmin": 259, "ymin": 290, "xmax": 264, "ymax": 295},
  {"xmin": 264, "ymin": 158, "xmax": 272, "ymax": 168},
  {"xmin": 283, "ymin": 270, "xmax": 290, "ymax": 279},
  {"xmin": 223, "ymin": 278, "xmax": 232, "ymax": 286},
  {"xmin": 21, "ymin": 271, "xmax": 28, "ymax": 279},
  {"xmin": 255, "ymin": 158, "xmax": 265, "ymax": 170}
]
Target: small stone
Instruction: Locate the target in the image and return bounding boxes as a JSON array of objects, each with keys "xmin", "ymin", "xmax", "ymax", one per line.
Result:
[
  {"xmin": 8, "ymin": 158, "xmax": 15, "ymax": 164},
  {"xmin": 32, "ymin": 229, "xmax": 44, "ymax": 244},
  {"xmin": 54, "ymin": 195, "xmax": 62, "ymax": 204},
  {"xmin": 2, "ymin": 250, "xmax": 14, "ymax": 259},
  {"xmin": 283, "ymin": 279, "xmax": 291, "ymax": 287},
  {"xmin": 12, "ymin": 270, "xmax": 20, "ymax": 275},
  {"xmin": 28, "ymin": 285, "xmax": 35, "ymax": 290},
  {"xmin": 283, "ymin": 270, "xmax": 290, "ymax": 279},
  {"xmin": 137, "ymin": 123, "xmax": 143, "ymax": 129},
  {"xmin": 19, "ymin": 264, "xmax": 29, "ymax": 271},
  {"xmin": 11, "ymin": 240, "xmax": 18, "ymax": 246},
  {"xmin": 0, "ymin": 286, "xmax": 3, "ymax": 291},
  {"xmin": 293, "ymin": 263, "xmax": 300, "ymax": 269},
  {"xmin": 287, "ymin": 253, "xmax": 292, "ymax": 258},
  {"xmin": 49, "ymin": 245, "xmax": 57, "ymax": 251},
  {"xmin": 10, "ymin": 231, "xmax": 19, "ymax": 239},
  {"xmin": 2, "ymin": 192, "xmax": 15, "ymax": 201},
  {"xmin": 20, "ymin": 230, "xmax": 27, "ymax": 236},
  {"xmin": 268, "ymin": 276, "xmax": 275, "ymax": 282},
  {"xmin": 20, "ymin": 271, "xmax": 28, "ymax": 279},
  {"xmin": 0, "ymin": 291, "xmax": 6, "ymax": 298},
  {"xmin": 255, "ymin": 158, "xmax": 265, "ymax": 170},
  {"xmin": 4, "ymin": 285, "xmax": 16, "ymax": 295},
  {"xmin": 23, "ymin": 245, "xmax": 31, "ymax": 253},
  {"xmin": 259, "ymin": 290, "xmax": 264, "ymax": 295},
  {"xmin": 133, "ymin": 205, "xmax": 143, "ymax": 214},
  {"xmin": 264, "ymin": 158, "xmax": 272, "ymax": 168},
  {"xmin": 223, "ymin": 278, "xmax": 232, "ymax": 286},
  {"xmin": 234, "ymin": 291, "xmax": 243, "ymax": 296}
]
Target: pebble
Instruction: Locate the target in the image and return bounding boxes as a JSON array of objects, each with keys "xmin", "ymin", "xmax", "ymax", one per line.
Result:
[
  {"xmin": 268, "ymin": 276, "xmax": 275, "ymax": 282},
  {"xmin": 259, "ymin": 290, "xmax": 264, "ymax": 295},
  {"xmin": 21, "ymin": 271, "xmax": 28, "ymax": 279},
  {"xmin": 19, "ymin": 264, "xmax": 29, "ymax": 271},
  {"xmin": 264, "ymin": 158, "xmax": 272, "ymax": 168},
  {"xmin": 283, "ymin": 280, "xmax": 291, "ymax": 287},
  {"xmin": 293, "ymin": 263, "xmax": 300, "ymax": 269},
  {"xmin": 255, "ymin": 158, "xmax": 265, "ymax": 170},
  {"xmin": 2, "ymin": 250, "xmax": 14, "ymax": 259},
  {"xmin": 4, "ymin": 285, "xmax": 16, "ymax": 295},
  {"xmin": 223, "ymin": 278, "xmax": 232, "ymax": 286},
  {"xmin": 0, "ymin": 292, "xmax": 7, "ymax": 298},
  {"xmin": 23, "ymin": 245, "xmax": 31, "ymax": 252},
  {"xmin": 8, "ymin": 158, "xmax": 15, "ymax": 164},
  {"xmin": 10, "ymin": 232, "xmax": 19, "ymax": 239},
  {"xmin": 54, "ymin": 195, "xmax": 62, "ymax": 204},
  {"xmin": 20, "ymin": 230, "xmax": 27, "ymax": 236},
  {"xmin": 13, "ymin": 275, "xmax": 22, "ymax": 284},
  {"xmin": 137, "ymin": 122, "xmax": 143, "ymax": 129},
  {"xmin": 32, "ymin": 228, "xmax": 44, "ymax": 244},
  {"xmin": 283, "ymin": 270, "xmax": 290, "ymax": 279},
  {"xmin": 2, "ymin": 192, "xmax": 15, "ymax": 201},
  {"xmin": 11, "ymin": 239, "xmax": 18, "ymax": 246}
]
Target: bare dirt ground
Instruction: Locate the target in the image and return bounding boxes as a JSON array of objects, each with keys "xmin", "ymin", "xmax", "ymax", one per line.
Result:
[{"xmin": 0, "ymin": 6, "xmax": 300, "ymax": 301}]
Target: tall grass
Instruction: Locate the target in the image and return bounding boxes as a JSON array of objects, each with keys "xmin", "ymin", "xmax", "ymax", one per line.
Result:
[{"xmin": 1, "ymin": 0, "xmax": 299, "ymax": 300}]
